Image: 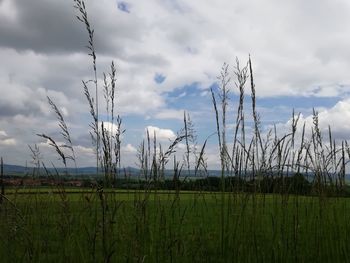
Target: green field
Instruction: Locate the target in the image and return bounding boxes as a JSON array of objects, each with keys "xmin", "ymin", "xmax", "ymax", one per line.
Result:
[{"xmin": 1, "ymin": 189, "xmax": 350, "ymax": 262}]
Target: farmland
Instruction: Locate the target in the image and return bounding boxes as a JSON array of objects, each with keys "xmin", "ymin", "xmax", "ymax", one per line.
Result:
[{"xmin": 1, "ymin": 189, "xmax": 350, "ymax": 262}]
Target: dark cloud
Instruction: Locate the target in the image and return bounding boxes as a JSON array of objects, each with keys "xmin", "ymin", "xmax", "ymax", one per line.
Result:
[
  {"xmin": 0, "ymin": 103, "xmax": 28, "ymax": 117},
  {"xmin": 0, "ymin": 0, "xmax": 85, "ymax": 53},
  {"xmin": 0, "ymin": 93, "xmax": 46, "ymax": 118},
  {"xmin": 0, "ymin": 0, "xmax": 136, "ymax": 55}
]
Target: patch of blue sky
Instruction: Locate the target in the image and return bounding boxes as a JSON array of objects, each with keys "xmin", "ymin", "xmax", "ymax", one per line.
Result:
[
  {"xmin": 208, "ymin": 82, "xmax": 219, "ymax": 90},
  {"xmin": 117, "ymin": 1, "xmax": 130, "ymax": 13},
  {"xmin": 117, "ymin": 115, "xmax": 150, "ymax": 143},
  {"xmin": 158, "ymin": 81, "xmax": 347, "ymax": 142},
  {"xmin": 154, "ymin": 73, "xmax": 166, "ymax": 84},
  {"xmin": 165, "ymin": 82, "xmax": 207, "ymax": 110},
  {"xmin": 208, "ymin": 81, "xmax": 343, "ymax": 111},
  {"xmin": 166, "ymin": 82, "xmax": 201, "ymax": 98}
]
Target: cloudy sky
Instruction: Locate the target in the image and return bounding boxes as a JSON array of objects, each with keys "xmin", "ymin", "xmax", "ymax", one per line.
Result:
[{"xmin": 1, "ymin": 0, "xmax": 350, "ymax": 168}]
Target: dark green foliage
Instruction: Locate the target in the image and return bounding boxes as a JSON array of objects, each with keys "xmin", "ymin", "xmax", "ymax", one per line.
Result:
[
  {"xmin": 1, "ymin": 191, "xmax": 350, "ymax": 262},
  {"xmin": 0, "ymin": 157, "xmax": 4, "ymax": 203},
  {"xmin": 258, "ymin": 173, "xmax": 312, "ymax": 195}
]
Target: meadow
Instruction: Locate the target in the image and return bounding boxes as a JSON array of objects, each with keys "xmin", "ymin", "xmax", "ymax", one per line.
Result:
[
  {"xmin": 1, "ymin": 0, "xmax": 350, "ymax": 262},
  {"xmin": 1, "ymin": 190, "xmax": 350, "ymax": 262}
]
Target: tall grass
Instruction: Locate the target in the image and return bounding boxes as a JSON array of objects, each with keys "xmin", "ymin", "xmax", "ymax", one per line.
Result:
[{"xmin": 1, "ymin": 1, "xmax": 350, "ymax": 262}]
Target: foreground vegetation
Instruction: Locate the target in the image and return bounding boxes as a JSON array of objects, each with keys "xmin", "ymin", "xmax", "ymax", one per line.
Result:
[
  {"xmin": 1, "ymin": 1, "xmax": 350, "ymax": 262},
  {"xmin": 1, "ymin": 190, "xmax": 350, "ymax": 262}
]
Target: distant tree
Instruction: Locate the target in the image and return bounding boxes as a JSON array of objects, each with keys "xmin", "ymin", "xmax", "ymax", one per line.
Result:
[{"xmin": 287, "ymin": 173, "xmax": 311, "ymax": 195}]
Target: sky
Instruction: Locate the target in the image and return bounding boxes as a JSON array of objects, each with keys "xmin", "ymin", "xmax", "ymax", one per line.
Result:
[{"xmin": 1, "ymin": 0, "xmax": 350, "ymax": 169}]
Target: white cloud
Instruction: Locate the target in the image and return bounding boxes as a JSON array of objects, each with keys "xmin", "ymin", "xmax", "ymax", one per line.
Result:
[
  {"xmin": 122, "ymin": 143, "xmax": 137, "ymax": 153},
  {"xmin": 99, "ymin": 121, "xmax": 121, "ymax": 135},
  {"xmin": 0, "ymin": 129, "xmax": 16, "ymax": 146},
  {"xmin": 0, "ymin": 130, "xmax": 7, "ymax": 137},
  {"xmin": 145, "ymin": 126, "xmax": 176, "ymax": 141},
  {"xmin": 75, "ymin": 145, "xmax": 94, "ymax": 156},
  {"xmin": 177, "ymin": 143, "xmax": 187, "ymax": 150},
  {"xmin": 154, "ymin": 109, "xmax": 184, "ymax": 120},
  {"xmin": 0, "ymin": 0, "xmax": 18, "ymax": 22},
  {"xmin": 0, "ymin": 138, "xmax": 16, "ymax": 146},
  {"xmin": 273, "ymin": 98, "xmax": 350, "ymax": 141}
]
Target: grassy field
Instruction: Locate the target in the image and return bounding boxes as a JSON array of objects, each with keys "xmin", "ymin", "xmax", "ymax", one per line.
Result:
[{"xmin": 1, "ymin": 189, "xmax": 349, "ymax": 262}]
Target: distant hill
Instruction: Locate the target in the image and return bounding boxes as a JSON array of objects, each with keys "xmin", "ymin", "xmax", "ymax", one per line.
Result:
[
  {"xmin": 2, "ymin": 164, "xmax": 29, "ymax": 174},
  {"xmin": 2, "ymin": 164, "xmax": 98, "ymax": 176},
  {"xmin": 2, "ymin": 164, "xmax": 162, "ymax": 177},
  {"xmin": 1, "ymin": 163, "xmax": 217, "ymax": 178},
  {"xmin": 3, "ymin": 163, "xmax": 349, "ymax": 181}
]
